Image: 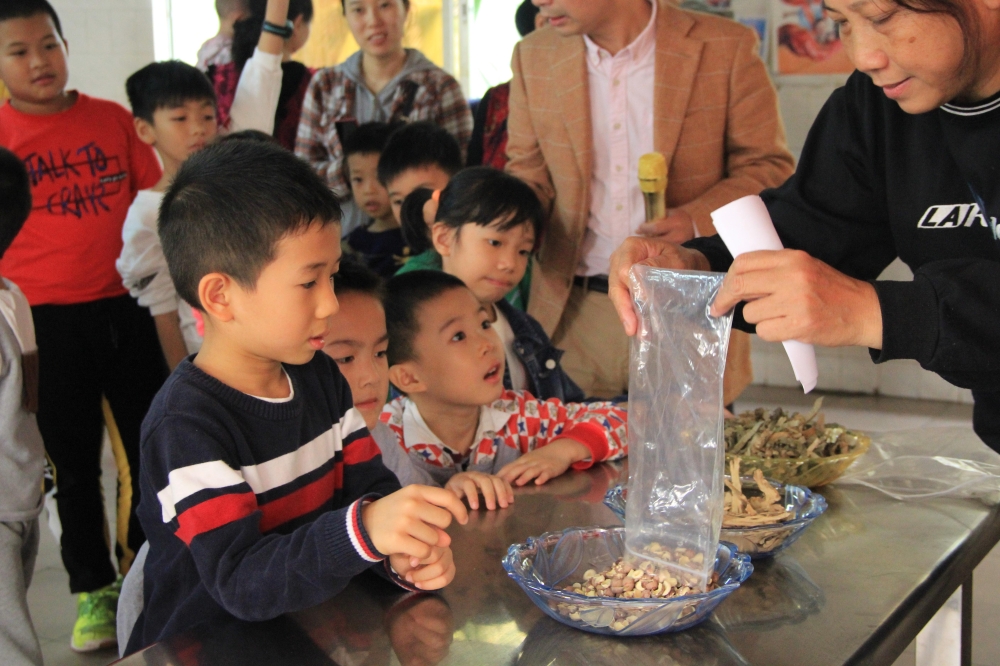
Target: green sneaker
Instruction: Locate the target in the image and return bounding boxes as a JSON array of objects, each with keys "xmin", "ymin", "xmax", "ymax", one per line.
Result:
[{"xmin": 70, "ymin": 577, "xmax": 121, "ymax": 652}]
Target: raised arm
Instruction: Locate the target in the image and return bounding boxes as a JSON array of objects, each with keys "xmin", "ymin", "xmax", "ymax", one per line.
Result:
[{"xmin": 229, "ymin": 0, "xmax": 289, "ymax": 134}]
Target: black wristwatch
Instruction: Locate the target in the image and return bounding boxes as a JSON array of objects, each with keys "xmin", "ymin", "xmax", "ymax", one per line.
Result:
[{"xmin": 262, "ymin": 19, "xmax": 294, "ymax": 39}]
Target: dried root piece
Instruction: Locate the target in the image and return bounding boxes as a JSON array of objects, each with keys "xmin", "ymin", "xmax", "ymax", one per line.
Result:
[{"xmin": 723, "ymin": 458, "xmax": 794, "ymax": 528}]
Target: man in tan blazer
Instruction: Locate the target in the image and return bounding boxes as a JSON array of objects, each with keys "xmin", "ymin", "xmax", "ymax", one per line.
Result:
[{"xmin": 506, "ymin": 0, "xmax": 795, "ymax": 402}]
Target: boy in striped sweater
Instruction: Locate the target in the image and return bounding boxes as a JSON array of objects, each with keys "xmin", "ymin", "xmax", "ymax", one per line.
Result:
[{"xmin": 125, "ymin": 140, "xmax": 468, "ymax": 654}]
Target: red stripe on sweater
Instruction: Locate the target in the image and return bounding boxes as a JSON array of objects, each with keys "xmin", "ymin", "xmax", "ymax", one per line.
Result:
[
  {"xmin": 175, "ymin": 492, "xmax": 258, "ymax": 545},
  {"xmin": 343, "ymin": 434, "xmax": 380, "ymax": 465},
  {"xmin": 350, "ymin": 500, "xmax": 380, "ymax": 561},
  {"xmin": 258, "ymin": 465, "xmax": 340, "ymax": 533}
]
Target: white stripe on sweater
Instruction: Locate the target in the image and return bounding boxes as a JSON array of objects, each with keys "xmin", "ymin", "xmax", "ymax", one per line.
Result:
[{"xmin": 158, "ymin": 408, "xmax": 368, "ymax": 523}]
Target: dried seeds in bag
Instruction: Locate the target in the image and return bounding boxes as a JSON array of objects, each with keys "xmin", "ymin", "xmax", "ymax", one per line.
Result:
[{"xmin": 624, "ymin": 266, "xmax": 733, "ymax": 592}]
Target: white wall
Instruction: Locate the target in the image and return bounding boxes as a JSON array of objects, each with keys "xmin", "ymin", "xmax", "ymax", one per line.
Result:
[{"xmin": 50, "ymin": 0, "xmax": 156, "ymax": 107}]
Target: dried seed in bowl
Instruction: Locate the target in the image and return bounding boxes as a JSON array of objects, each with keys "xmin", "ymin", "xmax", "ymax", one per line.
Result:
[{"xmin": 561, "ymin": 558, "xmax": 719, "ymax": 601}]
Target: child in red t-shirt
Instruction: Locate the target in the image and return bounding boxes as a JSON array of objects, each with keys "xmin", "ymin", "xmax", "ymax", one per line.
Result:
[{"xmin": 0, "ymin": 0, "xmax": 168, "ymax": 653}]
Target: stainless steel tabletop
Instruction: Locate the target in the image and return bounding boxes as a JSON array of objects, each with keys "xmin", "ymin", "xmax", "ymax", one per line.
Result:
[{"xmin": 118, "ymin": 455, "xmax": 1000, "ymax": 666}]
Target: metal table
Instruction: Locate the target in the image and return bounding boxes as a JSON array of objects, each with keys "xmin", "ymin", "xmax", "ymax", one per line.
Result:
[{"xmin": 118, "ymin": 457, "xmax": 1000, "ymax": 666}]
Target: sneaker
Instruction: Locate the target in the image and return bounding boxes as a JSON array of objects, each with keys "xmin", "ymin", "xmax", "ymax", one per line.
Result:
[{"xmin": 70, "ymin": 577, "xmax": 121, "ymax": 652}]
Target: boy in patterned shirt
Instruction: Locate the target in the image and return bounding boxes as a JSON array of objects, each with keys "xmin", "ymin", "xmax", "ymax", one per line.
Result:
[{"xmin": 380, "ymin": 271, "xmax": 627, "ymax": 508}]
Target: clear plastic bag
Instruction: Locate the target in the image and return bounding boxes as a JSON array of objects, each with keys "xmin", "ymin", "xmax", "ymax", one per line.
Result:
[
  {"xmin": 624, "ymin": 266, "xmax": 733, "ymax": 591},
  {"xmin": 837, "ymin": 427, "xmax": 1000, "ymax": 503}
]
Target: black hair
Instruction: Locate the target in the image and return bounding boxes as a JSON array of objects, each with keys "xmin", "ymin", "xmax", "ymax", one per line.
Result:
[
  {"xmin": 334, "ymin": 254, "xmax": 383, "ymax": 299},
  {"xmin": 217, "ymin": 129, "xmax": 278, "ymax": 144},
  {"xmin": 515, "ymin": 0, "xmax": 540, "ymax": 38},
  {"xmin": 159, "ymin": 140, "xmax": 341, "ymax": 309},
  {"xmin": 125, "ymin": 61, "xmax": 217, "ymax": 123},
  {"xmin": 0, "ymin": 148, "xmax": 31, "ymax": 259},
  {"xmin": 341, "ymin": 0, "xmax": 409, "ymax": 12},
  {"xmin": 232, "ymin": 0, "xmax": 314, "ymax": 73},
  {"xmin": 384, "ymin": 270, "xmax": 467, "ymax": 365},
  {"xmin": 0, "ymin": 0, "xmax": 62, "ymax": 39},
  {"xmin": 342, "ymin": 121, "xmax": 397, "ymax": 159},
  {"xmin": 377, "ymin": 121, "xmax": 463, "ymax": 187},
  {"xmin": 398, "ymin": 166, "xmax": 544, "ymax": 254}
]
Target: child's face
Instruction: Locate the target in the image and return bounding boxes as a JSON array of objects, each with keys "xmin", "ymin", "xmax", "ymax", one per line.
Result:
[
  {"xmin": 386, "ymin": 165, "xmax": 452, "ymax": 225},
  {"xmin": 324, "ymin": 291, "xmax": 389, "ymax": 430},
  {"xmin": 436, "ymin": 219, "xmax": 535, "ymax": 305},
  {"xmin": 137, "ymin": 100, "xmax": 218, "ymax": 170},
  {"xmin": 347, "ymin": 152, "xmax": 393, "ymax": 222},
  {"xmin": 399, "ymin": 287, "xmax": 505, "ymax": 407},
  {"xmin": 0, "ymin": 14, "xmax": 68, "ymax": 107},
  {"xmin": 225, "ymin": 222, "xmax": 342, "ymax": 366}
]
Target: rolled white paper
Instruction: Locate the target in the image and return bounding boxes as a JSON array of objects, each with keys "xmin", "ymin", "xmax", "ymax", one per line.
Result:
[{"xmin": 710, "ymin": 195, "xmax": 819, "ymax": 393}]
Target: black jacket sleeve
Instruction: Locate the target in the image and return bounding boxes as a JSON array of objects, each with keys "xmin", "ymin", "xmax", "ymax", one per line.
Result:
[{"xmin": 687, "ymin": 73, "xmax": 1000, "ymax": 389}]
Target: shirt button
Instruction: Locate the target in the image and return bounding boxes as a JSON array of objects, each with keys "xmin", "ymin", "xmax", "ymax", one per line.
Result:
[
  {"xmin": 545, "ymin": 359, "xmax": 557, "ymax": 370},
  {"xmin": 616, "ymin": 204, "xmax": 624, "ymax": 211},
  {"xmin": 613, "ymin": 122, "xmax": 621, "ymax": 130},
  {"xmin": 613, "ymin": 78, "xmax": 620, "ymax": 87},
  {"xmin": 615, "ymin": 165, "xmax": 622, "ymax": 172}
]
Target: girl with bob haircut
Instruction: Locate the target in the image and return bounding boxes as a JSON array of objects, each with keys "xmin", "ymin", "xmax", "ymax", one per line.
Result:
[{"xmin": 399, "ymin": 167, "xmax": 585, "ymax": 403}]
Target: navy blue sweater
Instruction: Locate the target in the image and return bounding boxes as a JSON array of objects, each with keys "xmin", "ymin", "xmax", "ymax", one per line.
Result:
[{"xmin": 126, "ymin": 354, "xmax": 406, "ymax": 654}]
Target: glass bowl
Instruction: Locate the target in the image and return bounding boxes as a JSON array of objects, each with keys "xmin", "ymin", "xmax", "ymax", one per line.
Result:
[
  {"xmin": 603, "ymin": 479, "xmax": 827, "ymax": 559},
  {"xmin": 726, "ymin": 433, "xmax": 870, "ymax": 488},
  {"xmin": 502, "ymin": 526, "xmax": 752, "ymax": 636}
]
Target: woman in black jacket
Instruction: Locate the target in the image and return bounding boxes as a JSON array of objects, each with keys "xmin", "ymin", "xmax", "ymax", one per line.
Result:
[{"xmin": 607, "ymin": 0, "xmax": 1000, "ymax": 450}]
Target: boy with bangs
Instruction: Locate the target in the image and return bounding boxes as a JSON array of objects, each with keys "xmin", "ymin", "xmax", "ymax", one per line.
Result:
[
  {"xmin": 380, "ymin": 270, "xmax": 628, "ymax": 499},
  {"xmin": 127, "ymin": 139, "xmax": 469, "ymax": 654},
  {"xmin": 0, "ymin": 0, "xmax": 166, "ymax": 650},
  {"xmin": 117, "ymin": 61, "xmax": 219, "ymax": 370}
]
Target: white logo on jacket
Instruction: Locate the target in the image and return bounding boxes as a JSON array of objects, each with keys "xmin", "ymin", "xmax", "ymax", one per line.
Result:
[{"xmin": 917, "ymin": 203, "xmax": 996, "ymax": 233}]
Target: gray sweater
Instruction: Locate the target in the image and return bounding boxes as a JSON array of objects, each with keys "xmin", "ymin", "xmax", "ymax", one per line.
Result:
[{"xmin": 0, "ymin": 280, "xmax": 44, "ymax": 522}]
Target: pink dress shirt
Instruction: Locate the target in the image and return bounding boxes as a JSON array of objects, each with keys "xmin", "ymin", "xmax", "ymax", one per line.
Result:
[{"xmin": 578, "ymin": 1, "xmax": 657, "ymax": 277}]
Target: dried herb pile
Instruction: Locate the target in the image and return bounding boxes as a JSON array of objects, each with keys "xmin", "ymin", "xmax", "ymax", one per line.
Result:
[{"xmin": 725, "ymin": 397, "xmax": 859, "ymax": 460}]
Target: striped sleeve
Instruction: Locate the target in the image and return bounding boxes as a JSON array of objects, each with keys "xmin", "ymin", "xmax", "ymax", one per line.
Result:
[
  {"xmin": 432, "ymin": 72, "xmax": 474, "ymax": 163},
  {"xmin": 294, "ymin": 69, "xmax": 349, "ymax": 196}
]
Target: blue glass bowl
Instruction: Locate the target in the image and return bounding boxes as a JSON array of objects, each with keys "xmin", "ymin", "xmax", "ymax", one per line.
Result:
[
  {"xmin": 502, "ymin": 527, "xmax": 752, "ymax": 636},
  {"xmin": 603, "ymin": 479, "xmax": 827, "ymax": 559}
]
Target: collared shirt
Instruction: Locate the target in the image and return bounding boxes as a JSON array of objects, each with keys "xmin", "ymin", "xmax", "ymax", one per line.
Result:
[
  {"xmin": 578, "ymin": 1, "xmax": 658, "ymax": 277},
  {"xmin": 378, "ymin": 390, "xmax": 628, "ymax": 487}
]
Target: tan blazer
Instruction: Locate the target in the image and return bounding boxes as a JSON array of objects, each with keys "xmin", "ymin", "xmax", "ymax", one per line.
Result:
[{"xmin": 506, "ymin": 2, "xmax": 795, "ymax": 404}]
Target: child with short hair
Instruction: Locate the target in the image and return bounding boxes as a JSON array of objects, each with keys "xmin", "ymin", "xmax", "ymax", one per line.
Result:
[
  {"xmin": 381, "ymin": 270, "xmax": 627, "ymax": 495},
  {"xmin": 197, "ymin": 0, "xmax": 249, "ymax": 71},
  {"xmin": 0, "ymin": 147, "xmax": 44, "ymax": 666},
  {"xmin": 399, "ymin": 167, "xmax": 582, "ymax": 403},
  {"xmin": 377, "ymin": 121, "xmax": 463, "ymax": 228},
  {"xmin": 127, "ymin": 139, "xmax": 468, "ymax": 654},
  {"xmin": 342, "ymin": 122, "xmax": 409, "ymax": 277},
  {"xmin": 117, "ymin": 61, "xmax": 219, "ymax": 370},
  {"xmin": 0, "ymin": 1, "xmax": 168, "ymax": 651},
  {"xmin": 324, "ymin": 257, "xmax": 511, "ymax": 509}
]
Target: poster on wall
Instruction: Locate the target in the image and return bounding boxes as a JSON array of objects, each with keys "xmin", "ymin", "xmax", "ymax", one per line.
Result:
[
  {"xmin": 731, "ymin": 0, "xmax": 771, "ymax": 62},
  {"xmin": 773, "ymin": 0, "xmax": 855, "ymax": 75}
]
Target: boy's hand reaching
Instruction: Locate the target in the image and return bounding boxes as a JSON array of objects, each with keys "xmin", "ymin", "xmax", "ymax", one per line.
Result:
[
  {"xmin": 388, "ymin": 546, "xmax": 456, "ymax": 591},
  {"xmin": 497, "ymin": 439, "xmax": 591, "ymax": 487},
  {"xmin": 445, "ymin": 471, "xmax": 514, "ymax": 510},
  {"xmin": 362, "ymin": 485, "xmax": 469, "ymax": 560}
]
